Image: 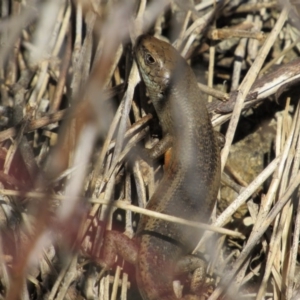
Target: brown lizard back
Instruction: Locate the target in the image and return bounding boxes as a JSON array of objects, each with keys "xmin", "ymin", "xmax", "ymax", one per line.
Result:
[{"xmin": 134, "ymin": 35, "xmax": 221, "ymax": 300}]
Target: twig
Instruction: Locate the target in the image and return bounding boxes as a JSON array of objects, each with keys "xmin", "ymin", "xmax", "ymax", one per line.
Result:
[
  {"xmin": 208, "ymin": 170, "xmax": 300, "ymax": 300},
  {"xmin": 220, "ymin": 9, "xmax": 288, "ymax": 171},
  {"xmin": 193, "ymin": 155, "xmax": 281, "ymax": 253},
  {"xmin": 0, "ymin": 189, "xmax": 243, "ymax": 238}
]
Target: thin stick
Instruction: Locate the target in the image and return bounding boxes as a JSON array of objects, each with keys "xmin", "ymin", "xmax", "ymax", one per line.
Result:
[
  {"xmin": 220, "ymin": 9, "xmax": 288, "ymax": 172},
  {"xmin": 193, "ymin": 155, "xmax": 281, "ymax": 253},
  {"xmin": 208, "ymin": 171, "xmax": 300, "ymax": 300},
  {"xmin": 0, "ymin": 189, "xmax": 243, "ymax": 238}
]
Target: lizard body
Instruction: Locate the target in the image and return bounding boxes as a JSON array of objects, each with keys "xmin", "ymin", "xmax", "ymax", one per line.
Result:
[{"xmin": 134, "ymin": 35, "xmax": 221, "ymax": 300}]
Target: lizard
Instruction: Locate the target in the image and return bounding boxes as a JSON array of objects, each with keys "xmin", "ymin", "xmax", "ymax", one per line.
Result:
[{"xmin": 99, "ymin": 34, "xmax": 221, "ymax": 300}]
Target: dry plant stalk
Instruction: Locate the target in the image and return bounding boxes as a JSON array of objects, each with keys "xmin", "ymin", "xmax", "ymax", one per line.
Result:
[{"xmin": 0, "ymin": 0, "xmax": 300, "ymax": 300}]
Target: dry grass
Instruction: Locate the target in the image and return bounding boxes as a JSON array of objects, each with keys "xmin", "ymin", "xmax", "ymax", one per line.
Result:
[{"xmin": 0, "ymin": 0, "xmax": 300, "ymax": 299}]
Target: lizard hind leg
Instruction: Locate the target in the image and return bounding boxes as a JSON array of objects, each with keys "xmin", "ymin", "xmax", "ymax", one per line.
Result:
[
  {"xmin": 98, "ymin": 230, "xmax": 138, "ymax": 270},
  {"xmin": 175, "ymin": 255, "xmax": 212, "ymax": 299}
]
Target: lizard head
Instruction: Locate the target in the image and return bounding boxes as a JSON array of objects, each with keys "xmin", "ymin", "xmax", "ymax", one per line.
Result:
[
  {"xmin": 134, "ymin": 35, "xmax": 193, "ymax": 134},
  {"xmin": 134, "ymin": 34, "xmax": 182, "ymax": 100}
]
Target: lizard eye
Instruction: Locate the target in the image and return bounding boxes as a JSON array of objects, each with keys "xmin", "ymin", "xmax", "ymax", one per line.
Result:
[{"xmin": 145, "ymin": 53, "xmax": 156, "ymax": 65}]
